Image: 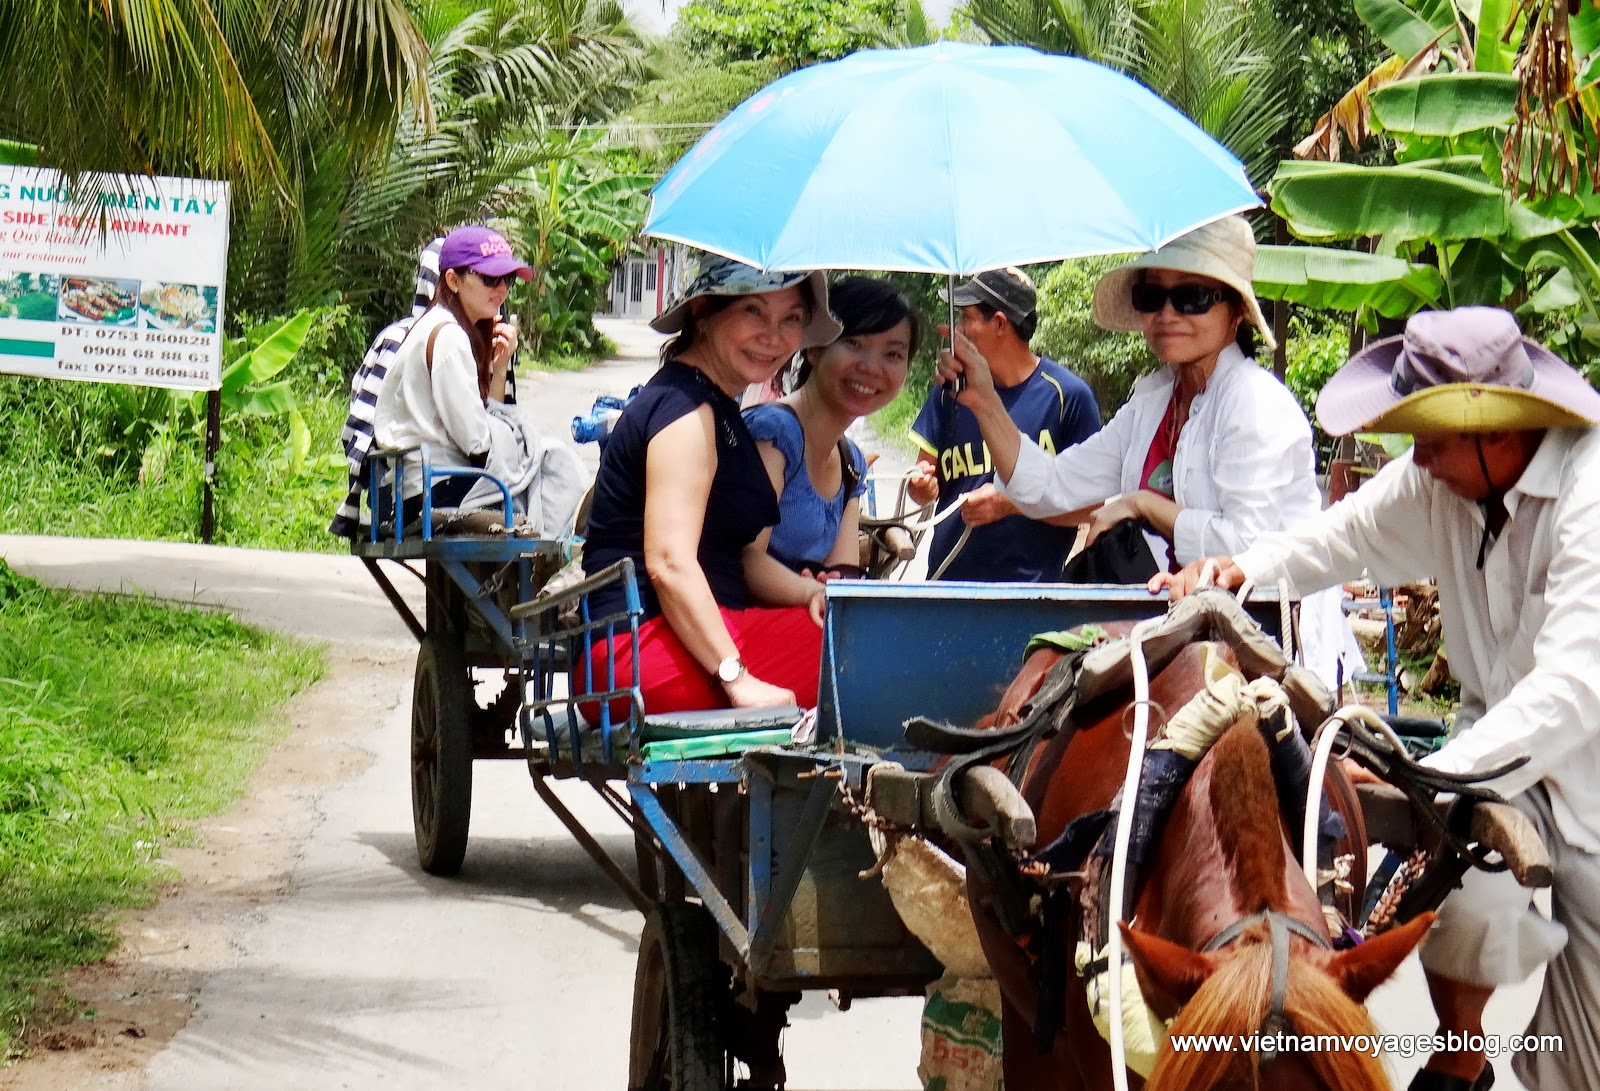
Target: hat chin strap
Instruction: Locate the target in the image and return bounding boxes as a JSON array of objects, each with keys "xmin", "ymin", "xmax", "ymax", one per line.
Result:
[{"xmin": 1474, "ymin": 436, "xmax": 1505, "ymax": 571}]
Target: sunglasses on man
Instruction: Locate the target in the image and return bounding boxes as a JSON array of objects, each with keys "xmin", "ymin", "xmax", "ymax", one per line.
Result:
[
  {"xmin": 468, "ymin": 270, "xmax": 517, "ymax": 289},
  {"xmin": 1130, "ymin": 282, "xmax": 1228, "ymax": 316}
]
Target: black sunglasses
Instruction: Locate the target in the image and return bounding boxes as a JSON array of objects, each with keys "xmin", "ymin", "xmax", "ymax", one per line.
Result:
[
  {"xmin": 468, "ymin": 270, "xmax": 516, "ymax": 289},
  {"xmin": 1130, "ymin": 282, "xmax": 1228, "ymax": 316}
]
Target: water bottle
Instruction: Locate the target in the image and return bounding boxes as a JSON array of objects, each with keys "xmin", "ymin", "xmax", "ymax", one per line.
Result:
[{"xmin": 571, "ymin": 406, "xmax": 623, "ymax": 445}]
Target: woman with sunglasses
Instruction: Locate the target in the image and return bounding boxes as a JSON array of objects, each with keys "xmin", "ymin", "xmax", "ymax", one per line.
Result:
[
  {"xmin": 938, "ymin": 215, "xmax": 1358, "ymax": 688},
  {"xmin": 375, "ymin": 225, "xmax": 527, "ymax": 522}
]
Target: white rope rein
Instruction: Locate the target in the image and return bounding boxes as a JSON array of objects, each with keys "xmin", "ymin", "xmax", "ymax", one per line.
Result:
[{"xmin": 1107, "ymin": 616, "xmax": 1164, "ymax": 1091}]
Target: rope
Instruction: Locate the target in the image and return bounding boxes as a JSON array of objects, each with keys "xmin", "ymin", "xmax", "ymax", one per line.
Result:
[
  {"xmin": 929, "ymin": 521, "xmax": 973, "ymax": 581},
  {"xmin": 1106, "ymin": 616, "xmax": 1164, "ymax": 1091},
  {"xmin": 1304, "ymin": 714, "xmax": 1351, "ymax": 896}
]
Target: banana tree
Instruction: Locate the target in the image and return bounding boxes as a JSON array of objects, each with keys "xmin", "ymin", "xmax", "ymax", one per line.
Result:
[{"xmin": 1256, "ymin": 0, "xmax": 1600, "ymax": 362}]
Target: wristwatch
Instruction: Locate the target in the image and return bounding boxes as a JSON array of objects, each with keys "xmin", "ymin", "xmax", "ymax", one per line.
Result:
[{"xmin": 716, "ymin": 656, "xmax": 746, "ymax": 685}]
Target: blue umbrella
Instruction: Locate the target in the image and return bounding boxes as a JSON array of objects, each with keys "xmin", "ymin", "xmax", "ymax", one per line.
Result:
[{"xmin": 643, "ymin": 41, "xmax": 1261, "ymax": 275}]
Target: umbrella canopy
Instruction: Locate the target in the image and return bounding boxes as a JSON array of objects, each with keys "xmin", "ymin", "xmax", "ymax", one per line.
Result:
[{"xmin": 643, "ymin": 41, "xmax": 1262, "ymax": 275}]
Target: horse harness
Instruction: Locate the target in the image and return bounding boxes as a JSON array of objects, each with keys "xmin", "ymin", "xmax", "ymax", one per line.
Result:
[{"xmin": 1201, "ymin": 910, "xmax": 1332, "ymax": 1065}]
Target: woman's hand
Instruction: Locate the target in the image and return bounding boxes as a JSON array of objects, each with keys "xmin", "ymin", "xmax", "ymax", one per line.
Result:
[
  {"xmin": 1085, "ymin": 493, "xmax": 1147, "ymax": 546},
  {"xmin": 934, "ymin": 327, "xmax": 997, "ymax": 406},
  {"xmin": 807, "ymin": 586, "xmax": 826, "ymax": 628},
  {"xmin": 1148, "ymin": 555, "xmax": 1247, "ymax": 598},
  {"xmin": 723, "ymin": 672, "xmax": 797, "ymax": 709},
  {"xmin": 490, "ymin": 318, "xmax": 519, "ymax": 374}
]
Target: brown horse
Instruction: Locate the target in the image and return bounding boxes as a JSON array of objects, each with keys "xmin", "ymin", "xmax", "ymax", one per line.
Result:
[{"xmin": 964, "ymin": 640, "xmax": 1434, "ymax": 1090}]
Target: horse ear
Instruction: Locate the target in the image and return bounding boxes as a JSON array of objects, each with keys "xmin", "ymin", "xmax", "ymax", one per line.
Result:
[
  {"xmin": 1326, "ymin": 912, "xmax": 1436, "ymax": 1002},
  {"xmin": 1119, "ymin": 922, "xmax": 1218, "ymax": 1020}
]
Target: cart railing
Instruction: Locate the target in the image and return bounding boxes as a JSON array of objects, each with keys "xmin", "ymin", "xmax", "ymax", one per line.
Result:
[
  {"xmin": 363, "ymin": 442, "xmax": 515, "ymax": 543},
  {"xmin": 509, "ymin": 558, "xmax": 644, "ymax": 766}
]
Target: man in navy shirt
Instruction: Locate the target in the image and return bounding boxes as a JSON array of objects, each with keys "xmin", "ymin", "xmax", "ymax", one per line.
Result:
[{"xmin": 908, "ymin": 267, "xmax": 1100, "ymax": 581}]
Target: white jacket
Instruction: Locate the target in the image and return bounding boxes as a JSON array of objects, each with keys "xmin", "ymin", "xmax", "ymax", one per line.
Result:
[
  {"xmin": 374, "ymin": 306, "xmax": 492, "ymax": 497},
  {"xmin": 998, "ymin": 345, "xmax": 1358, "ymax": 688}
]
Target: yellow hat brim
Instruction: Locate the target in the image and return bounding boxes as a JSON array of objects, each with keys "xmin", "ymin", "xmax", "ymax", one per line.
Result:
[{"xmin": 1362, "ymin": 384, "xmax": 1596, "ymax": 434}]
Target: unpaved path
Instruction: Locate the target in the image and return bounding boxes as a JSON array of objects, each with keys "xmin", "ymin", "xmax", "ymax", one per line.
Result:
[{"xmin": 0, "ymin": 319, "xmax": 922, "ymax": 1090}]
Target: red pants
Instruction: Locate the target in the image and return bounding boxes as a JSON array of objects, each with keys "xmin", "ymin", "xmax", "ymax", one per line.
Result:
[{"xmin": 579, "ymin": 605, "xmax": 822, "ymax": 725}]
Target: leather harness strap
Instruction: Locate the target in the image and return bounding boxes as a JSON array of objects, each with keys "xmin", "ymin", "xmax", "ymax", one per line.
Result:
[{"xmin": 1202, "ymin": 910, "xmax": 1331, "ymax": 1063}]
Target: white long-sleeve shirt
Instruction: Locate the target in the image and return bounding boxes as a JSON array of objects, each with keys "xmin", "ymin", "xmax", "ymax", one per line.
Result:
[
  {"xmin": 996, "ymin": 345, "xmax": 1355, "ymax": 687},
  {"xmin": 1236, "ymin": 427, "xmax": 1600, "ymax": 851},
  {"xmin": 374, "ymin": 306, "xmax": 493, "ymax": 497}
]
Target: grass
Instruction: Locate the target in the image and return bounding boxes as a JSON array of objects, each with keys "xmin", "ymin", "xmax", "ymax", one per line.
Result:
[{"xmin": 0, "ymin": 560, "xmax": 323, "ymax": 1055}]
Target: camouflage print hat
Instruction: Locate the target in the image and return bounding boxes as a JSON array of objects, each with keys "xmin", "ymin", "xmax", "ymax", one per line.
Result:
[{"xmin": 651, "ymin": 253, "xmax": 842, "ymax": 348}]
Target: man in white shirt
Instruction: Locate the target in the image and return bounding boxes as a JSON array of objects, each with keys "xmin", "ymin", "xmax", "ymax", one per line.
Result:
[{"xmin": 1158, "ymin": 307, "xmax": 1600, "ymax": 1091}]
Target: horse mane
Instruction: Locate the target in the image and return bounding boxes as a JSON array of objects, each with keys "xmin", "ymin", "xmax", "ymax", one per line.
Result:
[
  {"xmin": 1147, "ymin": 941, "xmax": 1390, "ymax": 1090},
  {"xmin": 1146, "ymin": 720, "xmax": 1391, "ymax": 1090},
  {"xmin": 1208, "ymin": 718, "xmax": 1289, "ymax": 914}
]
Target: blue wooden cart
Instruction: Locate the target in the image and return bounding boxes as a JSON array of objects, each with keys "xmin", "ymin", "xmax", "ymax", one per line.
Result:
[{"xmin": 354, "ymin": 449, "xmax": 1291, "ymax": 1088}]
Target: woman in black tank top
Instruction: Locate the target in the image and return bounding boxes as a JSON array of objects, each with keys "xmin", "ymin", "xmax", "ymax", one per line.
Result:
[{"xmin": 581, "ymin": 256, "xmax": 843, "ymax": 723}]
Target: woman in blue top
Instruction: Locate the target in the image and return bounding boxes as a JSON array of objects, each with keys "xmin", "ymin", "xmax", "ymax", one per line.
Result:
[{"xmin": 744, "ymin": 277, "xmax": 918, "ymax": 590}]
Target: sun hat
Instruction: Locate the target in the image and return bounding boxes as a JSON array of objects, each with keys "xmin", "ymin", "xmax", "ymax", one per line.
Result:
[
  {"xmin": 1090, "ymin": 215, "xmax": 1276, "ymax": 351},
  {"xmin": 939, "ymin": 267, "xmax": 1036, "ymax": 329},
  {"xmin": 1315, "ymin": 306, "xmax": 1600, "ymax": 436},
  {"xmin": 437, "ymin": 225, "xmax": 534, "ymax": 281},
  {"xmin": 651, "ymin": 253, "xmax": 842, "ymax": 348}
]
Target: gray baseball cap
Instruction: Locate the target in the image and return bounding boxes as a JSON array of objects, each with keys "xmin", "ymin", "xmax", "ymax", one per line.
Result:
[{"xmin": 939, "ymin": 267, "xmax": 1037, "ymax": 328}]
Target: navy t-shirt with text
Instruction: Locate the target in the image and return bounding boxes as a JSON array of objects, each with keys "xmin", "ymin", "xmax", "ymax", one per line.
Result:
[{"xmin": 909, "ymin": 356, "xmax": 1099, "ymax": 582}]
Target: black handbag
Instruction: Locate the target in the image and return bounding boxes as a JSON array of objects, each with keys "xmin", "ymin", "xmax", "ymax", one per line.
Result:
[{"xmin": 1058, "ymin": 517, "xmax": 1160, "ymax": 584}]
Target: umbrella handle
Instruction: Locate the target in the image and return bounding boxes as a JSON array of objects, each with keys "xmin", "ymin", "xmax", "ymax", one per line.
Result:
[{"xmin": 946, "ymin": 273, "xmax": 966, "ymax": 394}]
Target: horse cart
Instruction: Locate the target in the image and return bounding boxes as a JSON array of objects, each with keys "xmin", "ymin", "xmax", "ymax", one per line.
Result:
[{"xmin": 352, "ymin": 450, "xmax": 1550, "ymax": 1090}]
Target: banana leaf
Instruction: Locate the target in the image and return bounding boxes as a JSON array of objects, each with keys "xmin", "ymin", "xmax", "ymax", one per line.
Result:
[
  {"xmin": 230, "ymin": 379, "xmax": 296, "ymax": 417},
  {"xmin": 1369, "ymin": 73, "xmax": 1518, "ymax": 138},
  {"xmin": 1269, "ymin": 162, "xmax": 1571, "ymax": 243},
  {"xmin": 219, "ymin": 310, "xmax": 316, "ymax": 399},
  {"xmin": 1254, "ymin": 244, "xmax": 1445, "ymax": 317},
  {"xmin": 1355, "ymin": 0, "xmax": 1459, "ymax": 59}
]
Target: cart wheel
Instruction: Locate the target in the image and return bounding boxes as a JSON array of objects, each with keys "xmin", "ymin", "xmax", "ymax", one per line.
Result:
[
  {"xmin": 411, "ymin": 634, "xmax": 473, "ymax": 876},
  {"xmin": 629, "ymin": 904, "xmax": 732, "ymax": 1090}
]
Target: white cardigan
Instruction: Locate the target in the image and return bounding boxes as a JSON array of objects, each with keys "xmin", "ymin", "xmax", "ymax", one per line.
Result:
[
  {"xmin": 374, "ymin": 306, "xmax": 493, "ymax": 498},
  {"xmin": 998, "ymin": 345, "xmax": 1357, "ymax": 688}
]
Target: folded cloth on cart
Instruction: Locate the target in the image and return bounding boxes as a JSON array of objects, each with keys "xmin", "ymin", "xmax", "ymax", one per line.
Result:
[
  {"xmin": 452, "ymin": 402, "xmax": 586, "ymax": 536},
  {"xmin": 525, "ymin": 715, "xmax": 629, "ymax": 761}
]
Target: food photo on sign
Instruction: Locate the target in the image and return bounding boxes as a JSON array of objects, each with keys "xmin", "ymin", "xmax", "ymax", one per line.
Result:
[
  {"xmin": 140, "ymin": 282, "xmax": 218, "ymax": 332},
  {"xmin": 57, "ymin": 275, "xmax": 140, "ymax": 326}
]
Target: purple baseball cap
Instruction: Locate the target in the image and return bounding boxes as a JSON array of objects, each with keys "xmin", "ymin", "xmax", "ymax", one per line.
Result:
[{"xmin": 437, "ymin": 225, "xmax": 534, "ymax": 281}]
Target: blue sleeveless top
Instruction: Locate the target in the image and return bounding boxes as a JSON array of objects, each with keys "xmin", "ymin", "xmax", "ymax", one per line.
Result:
[{"xmin": 743, "ymin": 402, "xmax": 868, "ymax": 571}]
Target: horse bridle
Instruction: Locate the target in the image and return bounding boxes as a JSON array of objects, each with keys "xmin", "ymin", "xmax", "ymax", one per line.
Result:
[{"xmin": 1201, "ymin": 910, "xmax": 1331, "ymax": 1065}]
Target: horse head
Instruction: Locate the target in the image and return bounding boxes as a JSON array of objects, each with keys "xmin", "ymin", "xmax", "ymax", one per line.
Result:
[{"xmin": 1118, "ymin": 714, "xmax": 1433, "ymax": 1090}]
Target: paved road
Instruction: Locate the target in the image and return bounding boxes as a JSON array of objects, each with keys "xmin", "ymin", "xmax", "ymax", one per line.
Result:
[{"xmin": 0, "ymin": 318, "xmax": 1543, "ymax": 1089}]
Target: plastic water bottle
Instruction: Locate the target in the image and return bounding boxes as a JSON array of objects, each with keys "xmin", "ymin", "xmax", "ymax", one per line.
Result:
[{"xmin": 571, "ymin": 406, "xmax": 623, "ymax": 445}]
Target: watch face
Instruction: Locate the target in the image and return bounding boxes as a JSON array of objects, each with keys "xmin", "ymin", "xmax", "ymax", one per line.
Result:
[{"xmin": 718, "ymin": 657, "xmax": 742, "ymax": 683}]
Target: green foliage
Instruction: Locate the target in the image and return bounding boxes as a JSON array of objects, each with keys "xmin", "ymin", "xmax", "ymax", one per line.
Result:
[
  {"xmin": 501, "ymin": 135, "xmax": 654, "ymax": 359},
  {"xmin": 0, "ymin": 561, "xmax": 321, "ymax": 1052},
  {"xmin": 620, "ymin": 55, "xmax": 784, "ymax": 173},
  {"xmin": 1264, "ymin": 0, "xmax": 1600, "ymax": 339},
  {"xmin": 0, "ymin": 308, "xmax": 364, "ymax": 553},
  {"xmin": 965, "ymin": 0, "xmax": 1295, "ymax": 185},
  {"xmin": 1282, "ymin": 311, "xmax": 1351, "ymax": 459},
  {"xmin": 675, "ymin": 0, "xmax": 904, "ymax": 66},
  {"xmin": 1032, "ymin": 256, "xmax": 1148, "ymax": 414}
]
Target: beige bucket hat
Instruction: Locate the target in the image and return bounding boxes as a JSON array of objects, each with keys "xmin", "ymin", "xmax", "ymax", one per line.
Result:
[
  {"xmin": 1090, "ymin": 215, "xmax": 1276, "ymax": 351},
  {"xmin": 1316, "ymin": 307, "xmax": 1600, "ymax": 436}
]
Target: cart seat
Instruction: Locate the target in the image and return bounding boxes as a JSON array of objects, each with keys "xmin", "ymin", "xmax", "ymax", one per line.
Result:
[{"xmin": 641, "ymin": 705, "xmax": 802, "ymax": 742}]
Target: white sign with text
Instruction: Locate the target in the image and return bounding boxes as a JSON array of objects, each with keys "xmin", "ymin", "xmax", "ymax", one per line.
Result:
[{"xmin": 0, "ymin": 168, "xmax": 230, "ymax": 391}]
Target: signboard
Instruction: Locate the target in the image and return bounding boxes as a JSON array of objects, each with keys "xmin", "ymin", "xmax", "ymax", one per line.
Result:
[{"xmin": 0, "ymin": 168, "xmax": 230, "ymax": 391}]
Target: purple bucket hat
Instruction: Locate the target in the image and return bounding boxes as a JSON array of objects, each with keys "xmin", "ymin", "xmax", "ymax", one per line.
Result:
[
  {"xmin": 1316, "ymin": 307, "xmax": 1600, "ymax": 436},
  {"xmin": 438, "ymin": 225, "xmax": 534, "ymax": 281}
]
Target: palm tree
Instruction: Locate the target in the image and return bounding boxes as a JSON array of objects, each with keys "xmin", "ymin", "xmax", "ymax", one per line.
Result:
[
  {"xmin": 0, "ymin": 0, "xmax": 430, "ymax": 203},
  {"xmin": 228, "ymin": 0, "xmax": 653, "ymax": 323}
]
